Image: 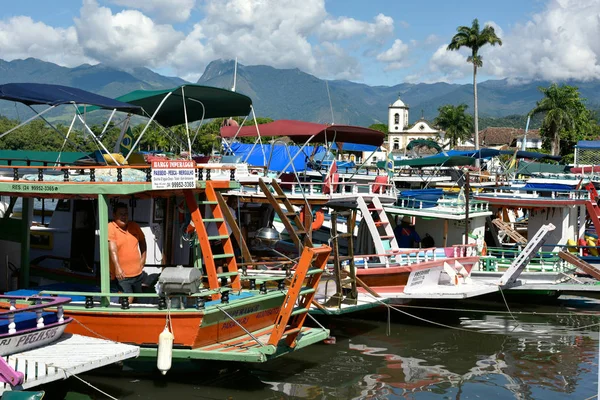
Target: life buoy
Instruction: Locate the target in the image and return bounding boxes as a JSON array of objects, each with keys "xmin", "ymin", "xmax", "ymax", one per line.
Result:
[{"xmin": 299, "ymin": 206, "xmax": 325, "ymax": 230}]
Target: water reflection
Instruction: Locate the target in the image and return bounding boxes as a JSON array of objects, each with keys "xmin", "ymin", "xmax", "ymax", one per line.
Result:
[{"xmin": 66, "ymin": 300, "xmax": 599, "ymax": 399}]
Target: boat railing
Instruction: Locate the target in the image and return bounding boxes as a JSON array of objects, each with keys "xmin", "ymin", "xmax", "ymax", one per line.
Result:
[
  {"xmin": 6, "ymin": 164, "xmax": 238, "ymax": 184},
  {"xmin": 0, "ymin": 295, "xmax": 70, "ymax": 334},
  {"xmin": 482, "ymin": 246, "xmax": 571, "ymax": 272},
  {"xmin": 481, "ymin": 187, "xmax": 591, "ymax": 201},
  {"xmin": 238, "ymin": 178, "xmax": 396, "ymax": 197},
  {"xmin": 37, "ymin": 273, "xmax": 292, "ymax": 310},
  {"xmin": 393, "ymin": 195, "xmax": 489, "ymax": 215},
  {"xmin": 355, "ymin": 244, "xmax": 477, "ymax": 269}
]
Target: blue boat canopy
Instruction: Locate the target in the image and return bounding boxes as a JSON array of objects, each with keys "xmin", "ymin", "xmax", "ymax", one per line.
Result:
[
  {"xmin": 576, "ymin": 141, "xmax": 600, "ymax": 149},
  {"xmin": 443, "ymin": 149, "xmax": 561, "ymax": 161},
  {"xmin": 0, "ymin": 83, "xmax": 141, "ymax": 112}
]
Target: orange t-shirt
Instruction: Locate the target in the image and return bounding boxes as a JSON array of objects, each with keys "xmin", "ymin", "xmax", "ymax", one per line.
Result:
[{"xmin": 108, "ymin": 221, "xmax": 146, "ymax": 278}]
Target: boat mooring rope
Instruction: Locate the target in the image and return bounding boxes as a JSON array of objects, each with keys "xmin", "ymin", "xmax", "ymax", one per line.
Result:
[
  {"xmin": 56, "ymin": 368, "xmax": 119, "ymax": 400},
  {"xmin": 363, "ymin": 292, "xmax": 600, "ymax": 336}
]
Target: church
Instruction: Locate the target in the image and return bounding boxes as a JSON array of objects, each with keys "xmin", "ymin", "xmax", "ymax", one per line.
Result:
[{"xmin": 386, "ymin": 96, "xmax": 442, "ymax": 154}]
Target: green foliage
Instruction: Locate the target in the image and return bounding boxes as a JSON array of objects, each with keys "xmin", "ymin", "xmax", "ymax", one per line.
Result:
[
  {"xmin": 529, "ymin": 83, "xmax": 600, "ymax": 156},
  {"xmin": 434, "ymin": 104, "xmax": 473, "ymax": 147},
  {"xmin": 368, "ymin": 123, "xmax": 388, "ymax": 134},
  {"xmin": 447, "ymin": 19, "xmax": 503, "ymax": 68}
]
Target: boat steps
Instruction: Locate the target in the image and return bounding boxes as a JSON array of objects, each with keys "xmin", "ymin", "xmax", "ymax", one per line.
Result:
[{"xmin": 0, "ymin": 333, "xmax": 139, "ymax": 395}]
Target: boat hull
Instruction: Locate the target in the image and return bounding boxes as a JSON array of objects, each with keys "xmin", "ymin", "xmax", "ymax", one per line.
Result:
[{"xmin": 0, "ymin": 320, "xmax": 70, "ymax": 356}]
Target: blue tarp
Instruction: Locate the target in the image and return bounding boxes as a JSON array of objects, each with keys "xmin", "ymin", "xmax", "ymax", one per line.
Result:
[
  {"xmin": 0, "ymin": 83, "xmax": 141, "ymax": 111},
  {"xmin": 577, "ymin": 141, "xmax": 600, "ymax": 149},
  {"xmin": 523, "ymin": 183, "xmax": 575, "ymax": 190},
  {"xmin": 227, "ymin": 142, "xmax": 322, "ymax": 172}
]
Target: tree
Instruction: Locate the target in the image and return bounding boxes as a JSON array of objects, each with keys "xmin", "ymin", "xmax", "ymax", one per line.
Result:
[
  {"xmin": 447, "ymin": 19, "xmax": 502, "ymax": 157},
  {"xmin": 529, "ymin": 83, "xmax": 599, "ymax": 156},
  {"xmin": 434, "ymin": 104, "xmax": 473, "ymax": 147}
]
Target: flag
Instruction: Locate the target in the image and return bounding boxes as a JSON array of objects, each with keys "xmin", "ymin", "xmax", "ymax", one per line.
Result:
[
  {"xmin": 385, "ymin": 151, "xmax": 394, "ymax": 179},
  {"xmin": 323, "ymin": 159, "xmax": 338, "ymax": 194},
  {"xmin": 120, "ymin": 126, "xmax": 134, "ymax": 156}
]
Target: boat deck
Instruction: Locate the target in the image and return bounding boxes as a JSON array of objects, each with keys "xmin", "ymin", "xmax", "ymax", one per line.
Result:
[{"xmin": 0, "ymin": 333, "xmax": 139, "ymax": 395}]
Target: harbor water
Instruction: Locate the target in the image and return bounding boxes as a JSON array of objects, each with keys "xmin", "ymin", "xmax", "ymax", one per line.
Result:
[{"xmin": 58, "ymin": 295, "xmax": 600, "ymax": 399}]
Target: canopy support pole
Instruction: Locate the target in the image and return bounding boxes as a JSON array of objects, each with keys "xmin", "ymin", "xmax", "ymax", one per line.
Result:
[
  {"xmin": 98, "ymin": 108, "xmax": 117, "ymax": 140},
  {"xmin": 55, "ymin": 114, "xmax": 78, "ymax": 166},
  {"xmin": 181, "ymin": 86, "xmax": 193, "ymax": 159},
  {"xmin": 0, "ymin": 105, "xmax": 57, "ymax": 139},
  {"xmin": 125, "ymin": 90, "xmax": 175, "ymax": 161},
  {"xmin": 277, "ymin": 135, "xmax": 315, "ymax": 178},
  {"xmin": 73, "ymin": 107, "xmax": 121, "ymax": 166}
]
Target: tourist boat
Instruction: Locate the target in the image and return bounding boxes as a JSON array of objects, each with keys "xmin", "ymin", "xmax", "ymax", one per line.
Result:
[{"xmin": 0, "ymin": 83, "xmax": 331, "ymax": 365}]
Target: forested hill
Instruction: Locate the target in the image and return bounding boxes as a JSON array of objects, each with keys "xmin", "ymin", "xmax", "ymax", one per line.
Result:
[{"xmin": 1, "ymin": 58, "xmax": 600, "ymax": 128}]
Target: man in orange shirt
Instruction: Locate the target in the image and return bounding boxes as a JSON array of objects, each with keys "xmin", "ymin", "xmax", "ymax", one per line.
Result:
[{"xmin": 108, "ymin": 202, "xmax": 147, "ymax": 303}]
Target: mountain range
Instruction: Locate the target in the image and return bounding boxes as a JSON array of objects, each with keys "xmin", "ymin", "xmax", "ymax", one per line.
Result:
[{"xmin": 1, "ymin": 58, "xmax": 600, "ymax": 127}]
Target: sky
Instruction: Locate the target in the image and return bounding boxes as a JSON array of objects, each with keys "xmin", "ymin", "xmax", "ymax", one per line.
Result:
[{"xmin": 1, "ymin": 0, "xmax": 599, "ymax": 86}]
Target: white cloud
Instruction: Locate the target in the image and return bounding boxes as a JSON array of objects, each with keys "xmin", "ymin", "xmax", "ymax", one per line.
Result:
[
  {"xmin": 0, "ymin": 16, "xmax": 90, "ymax": 66},
  {"xmin": 318, "ymin": 13, "xmax": 394, "ymax": 41},
  {"xmin": 426, "ymin": 45, "xmax": 472, "ymax": 83},
  {"xmin": 426, "ymin": 0, "xmax": 600, "ymax": 83},
  {"xmin": 487, "ymin": 0, "xmax": 600, "ymax": 81},
  {"xmin": 75, "ymin": 0, "xmax": 183, "ymax": 68},
  {"xmin": 107, "ymin": 0, "xmax": 196, "ymax": 23},
  {"xmin": 376, "ymin": 39, "xmax": 410, "ymax": 71}
]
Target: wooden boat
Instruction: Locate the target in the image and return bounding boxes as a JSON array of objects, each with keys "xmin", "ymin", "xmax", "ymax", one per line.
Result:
[{"xmin": 0, "ymin": 83, "xmax": 331, "ymax": 364}]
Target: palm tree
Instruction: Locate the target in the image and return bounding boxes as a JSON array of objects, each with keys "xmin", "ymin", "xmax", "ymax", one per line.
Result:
[
  {"xmin": 529, "ymin": 84, "xmax": 581, "ymax": 156},
  {"xmin": 447, "ymin": 19, "xmax": 502, "ymax": 157},
  {"xmin": 434, "ymin": 104, "xmax": 474, "ymax": 148}
]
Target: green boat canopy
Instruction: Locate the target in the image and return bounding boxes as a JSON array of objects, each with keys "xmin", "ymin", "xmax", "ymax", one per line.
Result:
[
  {"xmin": 376, "ymin": 155, "xmax": 476, "ymax": 168},
  {"xmin": 82, "ymin": 85, "xmax": 253, "ymax": 127}
]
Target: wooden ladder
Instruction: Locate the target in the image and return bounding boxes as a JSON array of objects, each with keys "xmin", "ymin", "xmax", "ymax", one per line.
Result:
[
  {"xmin": 328, "ymin": 209, "xmax": 358, "ymax": 307},
  {"xmin": 558, "ymin": 251, "xmax": 600, "ymax": 280},
  {"xmin": 356, "ymin": 196, "xmax": 398, "ymax": 263},
  {"xmin": 184, "ymin": 185, "xmax": 241, "ymax": 299},
  {"xmin": 268, "ymin": 245, "xmax": 331, "ymax": 348},
  {"xmin": 258, "ymin": 178, "xmax": 313, "ymax": 251},
  {"xmin": 492, "ymin": 218, "xmax": 527, "ymax": 245}
]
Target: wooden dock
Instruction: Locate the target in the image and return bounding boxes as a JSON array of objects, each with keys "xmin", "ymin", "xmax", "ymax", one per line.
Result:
[{"xmin": 0, "ymin": 333, "xmax": 139, "ymax": 395}]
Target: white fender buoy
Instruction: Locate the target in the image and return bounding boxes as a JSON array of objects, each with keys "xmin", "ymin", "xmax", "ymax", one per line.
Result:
[{"xmin": 157, "ymin": 326, "xmax": 174, "ymax": 375}]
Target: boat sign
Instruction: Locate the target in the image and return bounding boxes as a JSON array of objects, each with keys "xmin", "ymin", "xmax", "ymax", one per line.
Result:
[{"xmin": 151, "ymin": 160, "xmax": 196, "ymax": 190}]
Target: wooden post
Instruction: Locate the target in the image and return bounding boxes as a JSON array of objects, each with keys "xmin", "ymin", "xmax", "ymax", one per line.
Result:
[{"xmin": 19, "ymin": 197, "xmax": 32, "ymax": 288}]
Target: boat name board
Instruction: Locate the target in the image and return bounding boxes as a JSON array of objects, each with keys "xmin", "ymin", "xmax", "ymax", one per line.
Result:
[
  {"xmin": 0, "ymin": 326, "xmax": 60, "ymax": 353},
  {"xmin": 151, "ymin": 160, "xmax": 196, "ymax": 190}
]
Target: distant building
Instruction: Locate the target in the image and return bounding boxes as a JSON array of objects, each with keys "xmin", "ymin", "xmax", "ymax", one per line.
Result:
[
  {"xmin": 461, "ymin": 128, "xmax": 542, "ymax": 150},
  {"xmin": 386, "ymin": 96, "xmax": 442, "ymax": 154}
]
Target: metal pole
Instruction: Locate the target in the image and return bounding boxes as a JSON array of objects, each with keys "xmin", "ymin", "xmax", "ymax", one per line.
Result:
[{"xmin": 465, "ymin": 171, "xmax": 470, "ymax": 244}]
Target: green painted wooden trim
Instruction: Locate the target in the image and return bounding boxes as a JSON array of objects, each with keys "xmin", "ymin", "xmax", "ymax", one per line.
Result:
[
  {"xmin": 138, "ymin": 327, "xmax": 329, "ymax": 361},
  {"xmin": 0, "ymin": 181, "xmax": 240, "ymax": 196},
  {"xmin": 98, "ymin": 194, "xmax": 110, "ymax": 306},
  {"xmin": 20, "ymin": 198, "xmax": 31, "ymax": 287}
]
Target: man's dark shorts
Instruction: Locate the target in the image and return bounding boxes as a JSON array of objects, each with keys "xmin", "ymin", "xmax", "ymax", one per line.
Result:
[{"xmin": 116, "ymin": 273, "xmax": 144, "ymax": 293}]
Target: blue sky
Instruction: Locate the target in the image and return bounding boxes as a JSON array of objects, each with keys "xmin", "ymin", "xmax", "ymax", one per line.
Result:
[{"xmin": 0, "ymin": 0, "xmax": 597, "ymax": 85}]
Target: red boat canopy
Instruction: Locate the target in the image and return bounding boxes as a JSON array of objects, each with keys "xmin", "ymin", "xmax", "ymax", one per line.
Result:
[{"xmin": 220, "ymin": 120, "xmax": 384, "ymax": 146}]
